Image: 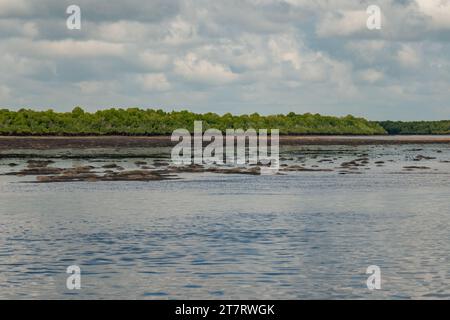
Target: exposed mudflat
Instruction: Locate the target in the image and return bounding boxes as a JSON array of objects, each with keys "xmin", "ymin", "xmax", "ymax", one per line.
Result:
[
  {"xmin": 1, "ymin": 135, "xmax": 450, "ymax": 151},
  {"xmin": 1, "ymin": 143, "xmax": 449, "ymax": 183}
]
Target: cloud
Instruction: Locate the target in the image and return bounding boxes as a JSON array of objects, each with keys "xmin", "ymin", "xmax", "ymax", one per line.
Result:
[
  {"xmin": 0, "ymin": 0, "xmax": 449, "ymax": 120},
  {"xmin": 416, "ymin": 0, "xmax": 450, "ymax": 30},
  {"xmin": 0, "ymin": 0, "xmax": 30, "ymax": 17},
  {"xmin": 137, "ymin": 73, "xmax": 171, "ymax": 92},
  {"xmin": 174, "ymin": 53, "xmax": 238, "ymax": 85},
  {"xmin": 0, "ymin": 85, "xmax": 11, "ymax": 100},
  {"xmin": 316, "ymin": 10, "xmax": 368, "ymax": 37},
  {"xmin": 358, "ymin": 68, "xmax": 384, "ymax": 83},
  {"xmin": 77, "ymin": 80, "xmax": 117, "ymax": 94},
  {"xmin": 35, "ymin": 40, "xmax": 125, "ymax": 57},
  {"xmin": 0, "ymin": 19, "xmax": 39, "ymax": 38},
  {"xmin": 94, "ymin": 21, "xmax": 158, "ymax": 43},
  {"xmin": 397, "ymin": 45, "xmax": 421, "ymax": 67},
  {"xmin": 268, "ymin": 35, "xmax": 302, "ymax": 69},
  {"xmin": 138, "ymin": 51, "xmax": 170, "ymax": 71}
]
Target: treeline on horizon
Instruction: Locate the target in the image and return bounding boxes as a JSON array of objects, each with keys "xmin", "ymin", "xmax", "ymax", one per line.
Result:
[
  {"xmin": 379, "ymin": 120, "xmax": 450, "ymax": 135},
  {"xmin": 0, "ymin": 107, "xmax": 387, "ymax": 135}
]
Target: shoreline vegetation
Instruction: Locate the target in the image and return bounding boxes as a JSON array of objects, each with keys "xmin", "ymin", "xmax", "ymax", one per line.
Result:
[
  {"xmin": 1, "ymin": 107, "xmax": 385, "ymax": 135},
  {"xmin": 0, "ymin": 108, "xmax": 449, "ymax": 139}
]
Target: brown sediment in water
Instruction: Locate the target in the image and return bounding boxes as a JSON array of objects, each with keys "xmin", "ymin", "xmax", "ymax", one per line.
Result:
[
  {"xmin": 29, "ymin": 166, "xmax": 265, "ymax": 182},
  {"xmin": 34, "ymin": 170, "xmax": 176, "ymax": 183},
  {"xmin": 3, "ymin": 160, "xmax": 269, "ymax": 182},
  {"xmin": 1, "ymin": 135, "xmax": 450, "ymax": 150},
  {"xmin": 0, "ymin": 136, "xmax": 172, "ymax": 150}
]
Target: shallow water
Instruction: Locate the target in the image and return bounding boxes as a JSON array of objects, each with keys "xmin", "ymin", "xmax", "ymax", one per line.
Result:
[{"xmin": 0, "ymin": 144, "xmax": 450, "ymax": 299}]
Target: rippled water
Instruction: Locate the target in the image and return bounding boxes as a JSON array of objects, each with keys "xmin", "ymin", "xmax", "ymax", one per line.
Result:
[{"xmin": 1, "ymin": 144, "xmax": 450, "ymax": 299}]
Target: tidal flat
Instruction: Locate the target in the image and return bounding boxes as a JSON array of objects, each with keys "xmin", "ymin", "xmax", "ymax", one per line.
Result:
[{"xmin": 0, "ymin": 140, "xmax": 450, "ymax": 299}]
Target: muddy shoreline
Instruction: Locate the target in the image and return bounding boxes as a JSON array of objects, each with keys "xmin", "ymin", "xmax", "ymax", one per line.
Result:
[
  {"xmin": 1, "ymin": 135, "xmax": 450, "ymax": 150},
  {"xmin": 1, "ymin": 141, "xmax": 449, "ymax": 183}
]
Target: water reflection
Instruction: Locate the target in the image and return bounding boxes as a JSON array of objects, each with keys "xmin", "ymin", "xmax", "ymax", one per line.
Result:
[{"xmin": 0, "ymin": 144, "xmax": 450, "ymax": 299}]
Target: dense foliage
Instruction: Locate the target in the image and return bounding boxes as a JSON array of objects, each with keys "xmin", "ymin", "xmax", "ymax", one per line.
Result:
[
  {"xmin": 0, "ymin": 107, "xmax": 387, "ymax": 135},
  {"xmin": 378, "ymin": 121, "xmax": 450, "ymax": 135}
]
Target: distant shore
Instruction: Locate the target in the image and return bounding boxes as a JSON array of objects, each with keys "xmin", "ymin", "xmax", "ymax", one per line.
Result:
[{"xmin": 1, "ymin": 135, "xmax": 450, "ymax": 150}]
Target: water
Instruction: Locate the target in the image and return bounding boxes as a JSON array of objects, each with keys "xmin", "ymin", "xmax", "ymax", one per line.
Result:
[{"xmin": 0, "ymin": 144, "xmax": 450, "ymax": 299}]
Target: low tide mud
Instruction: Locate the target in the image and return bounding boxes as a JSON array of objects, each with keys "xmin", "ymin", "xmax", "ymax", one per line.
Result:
[
  {"xmin": 1, "ymin": 142, "xmax": 449, "ymax": 183},
  {"xmin": 2, "ymin": 135, "xmax": 450, "ymax": 151}
]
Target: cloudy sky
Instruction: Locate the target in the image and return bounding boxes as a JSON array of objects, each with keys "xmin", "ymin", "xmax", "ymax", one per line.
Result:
[{"xmin": 0, "ymin": 0, "xmax": 449, "ymax": 120}]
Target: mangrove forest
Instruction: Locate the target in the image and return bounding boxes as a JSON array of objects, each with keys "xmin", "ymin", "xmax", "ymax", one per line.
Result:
[{"xmin": 0, "ymin": 108, "xmax": 387, "ymax": 136}]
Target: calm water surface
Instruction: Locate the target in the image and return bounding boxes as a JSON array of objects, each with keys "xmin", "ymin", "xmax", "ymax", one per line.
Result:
[{"xmin": 0, "ymin": 144, "xmax": 449, "ymax": 299}]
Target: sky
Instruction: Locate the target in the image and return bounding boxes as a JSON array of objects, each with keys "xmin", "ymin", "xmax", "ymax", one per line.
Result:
[{"xmin": 0, "ymin": 0, "xmax": 449, "ymax": 120}]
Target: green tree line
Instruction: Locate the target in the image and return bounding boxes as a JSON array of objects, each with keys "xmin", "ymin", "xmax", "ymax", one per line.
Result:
[
  {"xmin": 0, "ymin": 107, "xmax": 387, "ymax": 135},
  {"xmin": 378, "ymin": 121, "xmax": 450, "ymax": 135}
]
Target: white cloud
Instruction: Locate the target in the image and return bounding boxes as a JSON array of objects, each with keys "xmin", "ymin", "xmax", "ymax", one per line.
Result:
[
  {"xmin": 316, "ymin": 10, "xmax": 367, "ymax": 37},
  {"xmin": 346, "ymin": 40, "xmax": 385, "ymax": 61},
  {"xmin": 359, "ymin": 69, "xmax": 384, "ymax": 83},
  {"xmin": 137, "ymin": 73, "xmax": 171, "ymax": 91},
  {"xmin": 268, "ymin": 35, "xmax": 302, "ymax": 69},
  {"xmin": 174, "ymin": 53, "xmax": 238, "ymax": 85},
  {"xmin": 0, "ymin": 19, "xmax": 38, "ymax": 38},
  {"xmin": 164, "ymin": 17, "xmax": 197, "ymax": 45},
  {"xmin": 416, "ymin": 0, "xmax": 450, "ymax": 30},
  {"xmin": 77, "ymin": 81, "xmax": 118, "ymax": 94},
  {"xmin": 0, "ymin": 0, "xmax": 29, "ymax": 16},
  {"xmin": 95, "ymin": 21, "xmax": 157, "ymax": 42},
  {"xmin": 0, "ymin": 53, "xmax": 56, "ymax": 79},
  {"xmin": 397, "ymin": 45, "xmax": 421, "ymax": 67},
  {"xmin": 138, "ymin": 51, "xmax": 170, "ymax": 71},
  {"xmin": 30, "ymin": 40, "xmax": 125, "ymax": 57}
]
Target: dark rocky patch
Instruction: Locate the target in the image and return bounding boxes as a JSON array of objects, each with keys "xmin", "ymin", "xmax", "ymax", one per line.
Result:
[
  {"xmin": 339, "ymin": 171, "xmax": 362, "ymax": 174},
  {"xmin": 5, "ymin": 164, "xmax": 96, "ymax": 176},
  {"xmin": 413, "ymin": 155, "xmax": 436, "ymax": 161},
  {"xmin": 37, "ymin": 173, "xmax": 100, "ymax": 183},
  {"xmin": 207, "ymin": 167, "xmax": 261, "ymax": 175},
  {"xmin": 167, "ymin": 164, "xmax": 264, "ymax": 175},
  {"xmin": 102, "ymin": 163, "xmax": 120, "ymax": 169},
  {"xmin": 153, "ymin": 160, "xmax": 170, "ymax": 167},
  {"xmin": 280, "ymin": 165, "xmax": 333, "ymax": 172},
  {"xmin": 168, "ymin": 164, "xmax": 205, "ymax": 173},
  {"xmin": 27, "ymin": 160, "xmax": 55, "ymax": 168},
  {"xmin": 6, "ymin": 167, "xmax": 64, "ymax": 176},
  {"xmin": 35, "ymin": 170, "xmax": 175, "ymax": 183}
]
